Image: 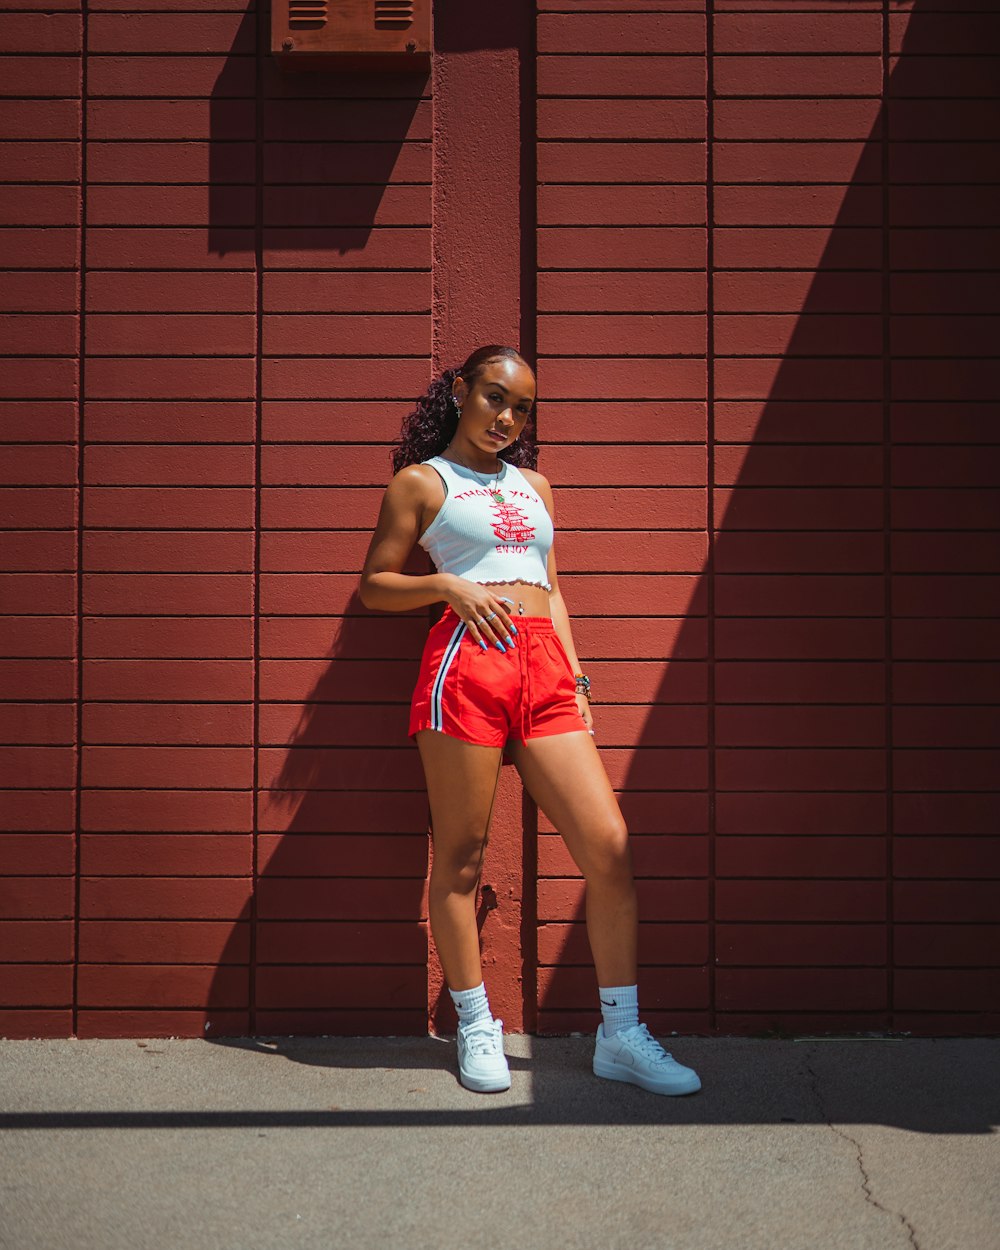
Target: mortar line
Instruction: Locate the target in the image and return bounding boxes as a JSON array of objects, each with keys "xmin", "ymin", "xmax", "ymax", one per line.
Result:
[
  {"xmin": 705, "ymin": 0, "xmax": 717, "ymax": 1037},
  {"xmin": 72, "ymin": 0, "xmax": 89, "ymax": 1040}
]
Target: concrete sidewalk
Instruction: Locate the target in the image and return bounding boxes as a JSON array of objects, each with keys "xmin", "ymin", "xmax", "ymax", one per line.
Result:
[{"xmin": 1, "ymin": 1034, "xmax": 998, "ymax": 1250}]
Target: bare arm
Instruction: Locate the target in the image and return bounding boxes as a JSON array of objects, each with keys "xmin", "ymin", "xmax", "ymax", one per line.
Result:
[{"xmin": 359, "ymin": 465, "xmax": 456, "ymax": 612}]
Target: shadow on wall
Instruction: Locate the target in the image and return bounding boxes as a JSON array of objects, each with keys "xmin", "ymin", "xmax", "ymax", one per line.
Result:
[
  {"xmin": 196, "ymin": 1, "xmax": 540, "ymax": 1040},
  {"xmin": 207, "ymin": 0, "xmax": 527, "ymax": 260},
  {"xmin": 202, "ymin": 589, "xmax": 429, "ymax": 1039},
  {"xmin": 198, "ymin": 4, "xmax": 433, "ymax": 1035},
  {"xmin": 538, "ymin": 0, "xmax": 1000, "ymax": 1037},
  {"xmin": 208, "ymin": 6, "xmax": 429, "ymax": 259}
]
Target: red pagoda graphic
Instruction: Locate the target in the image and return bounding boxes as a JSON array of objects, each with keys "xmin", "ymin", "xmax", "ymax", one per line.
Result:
[{"xmin": 490, "ymin": 498, "xmax": 535, "ymax": 544}]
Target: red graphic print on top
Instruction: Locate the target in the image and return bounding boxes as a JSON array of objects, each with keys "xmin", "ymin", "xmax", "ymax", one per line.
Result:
[{"xmin": 490, "ymin": 499, "xmax": 535, "ymax": 545}]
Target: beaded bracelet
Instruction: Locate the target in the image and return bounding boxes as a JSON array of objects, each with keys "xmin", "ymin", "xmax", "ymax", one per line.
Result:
[{"xmin": 574, "ymin": 672, "xmax": 591, "ymax": 699}]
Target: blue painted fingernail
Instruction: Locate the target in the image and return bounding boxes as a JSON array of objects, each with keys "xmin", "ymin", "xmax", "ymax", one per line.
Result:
[
  {"xmin": 507, "ymin": 636, "xmax": 516, "ymax": 648},
  {"xmin": 495, "ymin": 641, "xmax": 505, "ymax": 653},
  {"xmin": 510, "ymin": 625, "xmax": 518, "ymax": 636},
  {"xmin": 479, "ymin": 640, "xmax": 488, "ymax": 652}
]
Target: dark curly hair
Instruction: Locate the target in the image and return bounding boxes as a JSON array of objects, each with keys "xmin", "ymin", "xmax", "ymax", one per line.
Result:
[{"xmin": 390, "ymin": 344, "xmax": 538, "ymax": 475}]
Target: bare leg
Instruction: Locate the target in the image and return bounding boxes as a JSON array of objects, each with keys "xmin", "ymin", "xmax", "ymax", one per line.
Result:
[
  {"xmin": 507, "ymin": 731, "xmax": 638, "ymax": 987},
  {"xmin": 415, "ymin": 730, "xmax": 504, "ymax": 991}
]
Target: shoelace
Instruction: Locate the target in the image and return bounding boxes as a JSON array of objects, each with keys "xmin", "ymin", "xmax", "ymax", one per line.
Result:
[
  {"xmin": 618, "ymin": 1022, "xmax": 674, "ymax": 1065},
  {"xmin": 461, "ymin": 1018, "xmax": 503, "ymax": 1056}
]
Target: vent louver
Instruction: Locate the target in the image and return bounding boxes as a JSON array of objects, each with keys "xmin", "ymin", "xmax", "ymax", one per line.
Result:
[
  {"xmin": 375, "ymin": 0, "xmax": 413, "ymax": 27},
  {"xmin": 289, "ymin": 0, "xmax": 327, "ymax": 27}
]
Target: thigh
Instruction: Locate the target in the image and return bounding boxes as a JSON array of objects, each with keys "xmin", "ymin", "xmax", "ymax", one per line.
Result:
[
  {"xmin": 506, "ymin": 731, "xmax": 629, "ymax": 878},
  {"xmin": 416, "ymin": 730, "xmax": 504, "ymax": 853}
]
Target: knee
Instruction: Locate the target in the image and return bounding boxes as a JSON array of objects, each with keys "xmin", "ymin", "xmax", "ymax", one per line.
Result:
[
  {"xmin": 584, "ymin": 819, "xmax": 633, "ymax": 884},
  {"xmin": 431, "ymin": 831, "xmax": 489, "ymax": 894}
]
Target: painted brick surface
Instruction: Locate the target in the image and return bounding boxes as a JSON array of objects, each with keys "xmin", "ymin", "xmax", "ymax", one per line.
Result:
[
  {"xmin": 1, "ymin": 0, "xmax": 997, "ymax": 1039},
  {"xmin": 533, "ymin": 0, "xmax": 1000, "ymax": 1039},
  {"xmin": 1, "ymin": 0, "xmax": 430, "ymax": 1040}
]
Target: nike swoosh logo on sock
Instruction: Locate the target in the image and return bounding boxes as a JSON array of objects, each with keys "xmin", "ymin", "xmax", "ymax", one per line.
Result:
[{"xmin": 600, "ymin": 998, "xmax": 617, "ymax": 1007}]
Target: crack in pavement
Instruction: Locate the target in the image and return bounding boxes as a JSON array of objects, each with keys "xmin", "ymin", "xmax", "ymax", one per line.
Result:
[{"xmin": 802, "ymin": 1045, "xmax": 920, "ymax": 1250}]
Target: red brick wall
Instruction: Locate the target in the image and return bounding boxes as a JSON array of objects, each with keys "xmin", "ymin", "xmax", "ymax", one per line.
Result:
[
  {"xmin": 1, "ymin": 0, "xmax": 997, "ymax": 1039},
  {"xmin": 1, "ymin": 0, "xmax": 432, "ymax": 1039},
  {"xmin": 533, "ymin": 0, "xmax": 1000, "ymax": 1037}
]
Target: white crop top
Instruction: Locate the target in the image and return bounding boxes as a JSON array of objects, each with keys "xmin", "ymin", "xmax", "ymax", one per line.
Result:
[{"xmin": 417, "ymin": 455, "xmax": 554, "ymax": 591}]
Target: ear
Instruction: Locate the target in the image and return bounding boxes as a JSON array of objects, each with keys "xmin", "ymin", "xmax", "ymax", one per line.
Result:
[{"xmin": 451, "ymin": 379, "xmax": 468, "ymax": 409}]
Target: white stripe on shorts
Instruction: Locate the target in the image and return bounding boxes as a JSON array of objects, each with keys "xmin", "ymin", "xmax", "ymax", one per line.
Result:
[{"xmin": 431, "ymin": 620, "xmax": 467, "ymax": 731}]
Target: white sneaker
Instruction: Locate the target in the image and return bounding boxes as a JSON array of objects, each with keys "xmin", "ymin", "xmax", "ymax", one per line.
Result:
[
  {"xmin": 456, "ymin": 1016, "xmax": 511, "ymax": 1093},
  {"xmin": 593, "ymin": 1021, "xmax": 701, "ymax": 1096}
]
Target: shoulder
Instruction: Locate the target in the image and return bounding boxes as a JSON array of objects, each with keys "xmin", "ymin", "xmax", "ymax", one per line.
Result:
[
  {"xmin": 387, "ymin": 461, "xmax": 442, "ymax": 501},
  {"xmin": 517, "ymin": 466, "xmax": 554, "ymax": 507},
  {"xmin": 381, "ymin": 462, "xmax": 445, "ymax": 517}
]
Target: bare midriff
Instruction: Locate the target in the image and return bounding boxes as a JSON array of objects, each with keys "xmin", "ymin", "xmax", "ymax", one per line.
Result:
[{"xmin": 479, "ymin": 579, "xmax": 552, "ymax": 619}]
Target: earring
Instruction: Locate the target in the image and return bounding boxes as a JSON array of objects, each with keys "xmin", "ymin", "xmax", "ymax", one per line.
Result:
[{"xmin": 451, "ymin": 394, "xmax": 461, "ymax": 412}]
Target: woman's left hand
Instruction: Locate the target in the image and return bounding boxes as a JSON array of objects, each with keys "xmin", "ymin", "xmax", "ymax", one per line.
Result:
[{"xmin": 576, "ymin": 693, "xmax": 594, "ymax": 736}]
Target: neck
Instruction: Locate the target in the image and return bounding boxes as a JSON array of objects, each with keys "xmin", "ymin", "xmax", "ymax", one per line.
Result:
[{"xmin": 444, "ymin": 438, "xmax": 502, "ymax": 475}]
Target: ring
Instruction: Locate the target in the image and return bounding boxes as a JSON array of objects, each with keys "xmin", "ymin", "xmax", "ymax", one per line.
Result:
[{"xmin": 484, "ymin": 611, "xmax": 498, "ymax": 621}]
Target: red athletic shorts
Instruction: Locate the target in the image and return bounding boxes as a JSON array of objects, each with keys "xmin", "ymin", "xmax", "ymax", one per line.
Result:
[{"xmin": 409, "ymin": 606, "xmax": 586, "ymax": 748}]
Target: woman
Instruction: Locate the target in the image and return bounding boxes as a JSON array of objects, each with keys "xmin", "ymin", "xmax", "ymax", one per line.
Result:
[{"xmin": 360, "ymin": 345, "xmax": 701, "ymax": 1097}]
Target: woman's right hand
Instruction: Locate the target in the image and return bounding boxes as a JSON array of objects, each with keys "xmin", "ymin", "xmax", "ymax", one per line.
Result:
[{"xmin": 444, "ymin": 577, "xmax": 518, "ymax": 652}]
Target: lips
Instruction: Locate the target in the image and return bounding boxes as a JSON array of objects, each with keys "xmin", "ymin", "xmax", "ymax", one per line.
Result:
[{"xmin": 487, "ymin": 430, "xmax": 507, "ymax": 442}]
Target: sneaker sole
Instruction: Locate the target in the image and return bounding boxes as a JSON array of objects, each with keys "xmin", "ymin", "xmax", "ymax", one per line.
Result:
[
  {"xmin": 459, "ymin": 1069, "xmax": 512, "ymax": 1093},
  {"xmin": 593, "ymin": 1056, "xmax": 701, "ymax": 1096}
]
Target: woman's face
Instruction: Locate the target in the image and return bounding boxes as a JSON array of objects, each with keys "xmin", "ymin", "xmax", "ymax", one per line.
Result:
[{"xmin": 453, "ymin": 356, "xmax": 535, "ymax": 456}]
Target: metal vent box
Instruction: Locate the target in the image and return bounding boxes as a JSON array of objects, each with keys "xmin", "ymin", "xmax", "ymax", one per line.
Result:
[{"xmin": 272, "ymin": 0, "xmax": 432, "ymax": 72}]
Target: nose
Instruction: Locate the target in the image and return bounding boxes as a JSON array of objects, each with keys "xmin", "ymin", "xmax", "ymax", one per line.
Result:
[{"xmin": 497, "ymin": 407, "xmax": 515, "ymax": 427}]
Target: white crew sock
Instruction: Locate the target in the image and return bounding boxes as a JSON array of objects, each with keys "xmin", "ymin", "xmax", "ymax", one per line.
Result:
[
  {"xmin": 599, "ymin": 983, "xmax": 639, "ymax": 1037},
  {"xmin": 450, "ymin": 980, "xmax": 492, "ymax": 1027}
]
